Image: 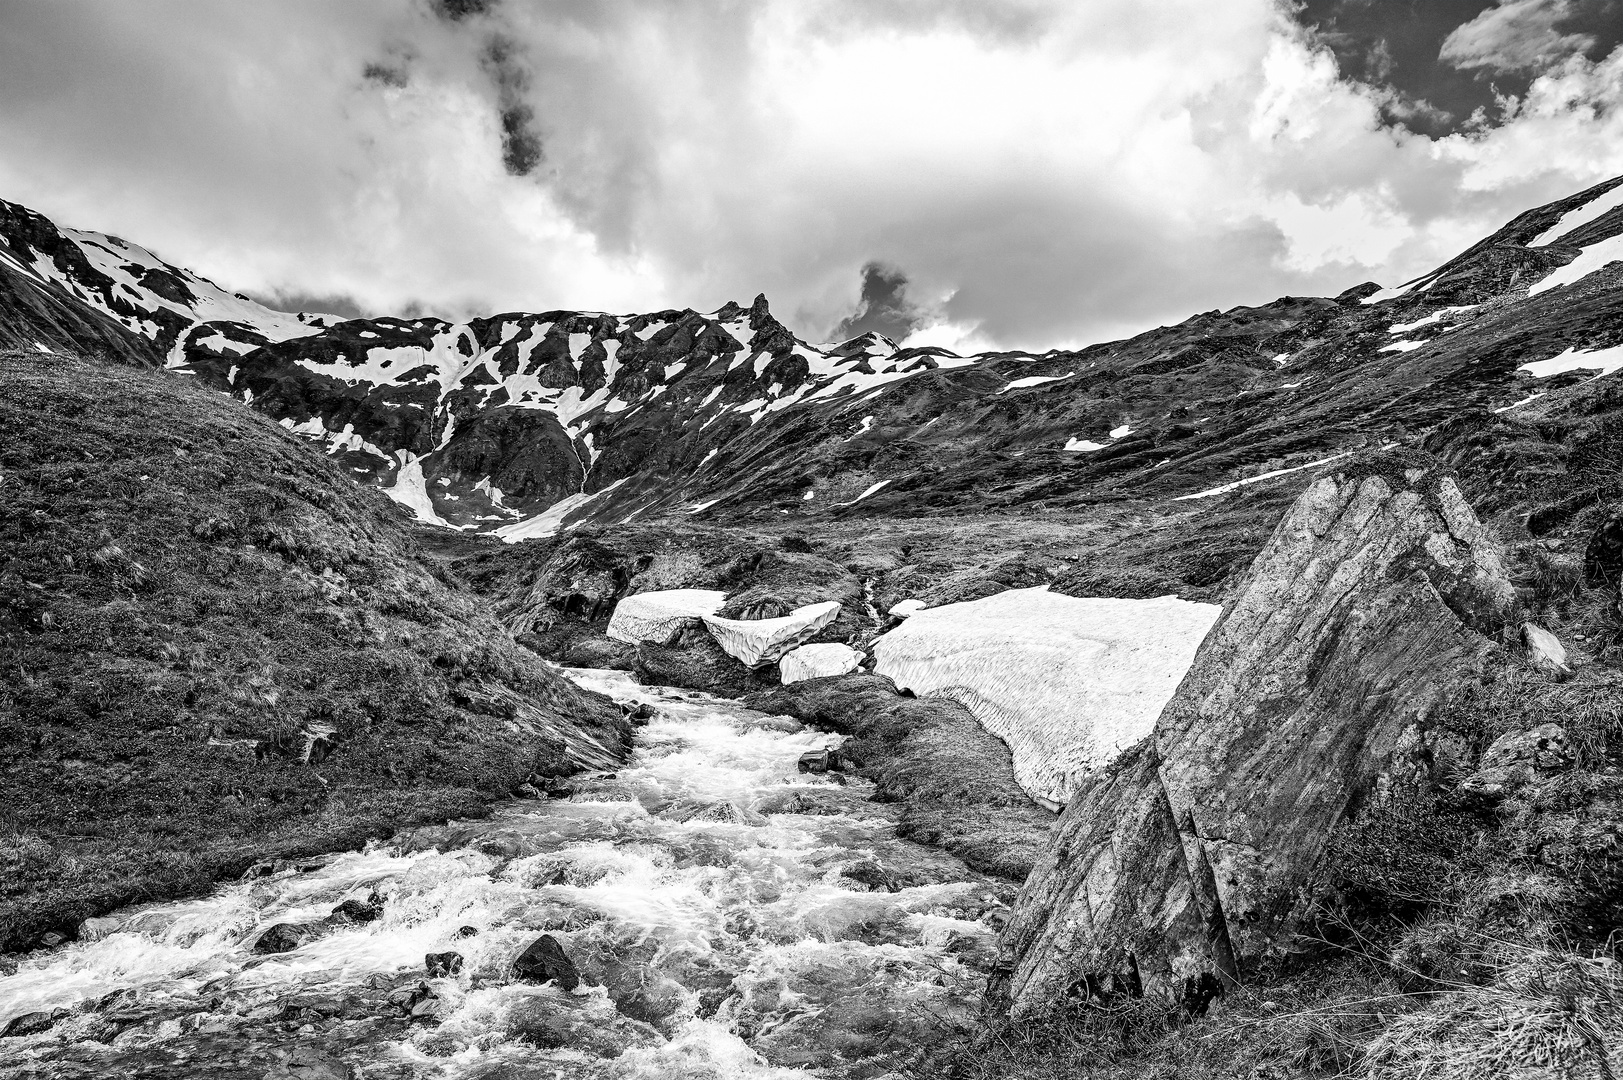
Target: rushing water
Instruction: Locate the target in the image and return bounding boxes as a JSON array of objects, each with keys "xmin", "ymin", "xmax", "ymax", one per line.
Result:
[{"xmin": 0, "ymin": 669, "xmax": 1012, "ymax": 1079}]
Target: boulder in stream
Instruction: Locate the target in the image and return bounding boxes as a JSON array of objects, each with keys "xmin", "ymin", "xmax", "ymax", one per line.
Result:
[
  {"xmin": 513, "ymin": 933, "xmax": 581, "ymax": 990},
  {"xmin": 425, "ymin": 951, "xmax": 464, "ymax": 977},
  {"xmin": 251, "ymin": 921, "xmax": 321, "ymax": 955}
]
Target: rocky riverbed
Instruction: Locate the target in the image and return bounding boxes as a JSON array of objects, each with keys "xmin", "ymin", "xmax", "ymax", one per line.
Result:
[{"xmin": 0, "ymin": 668, "xmax": 1014, "ymax": 1079}]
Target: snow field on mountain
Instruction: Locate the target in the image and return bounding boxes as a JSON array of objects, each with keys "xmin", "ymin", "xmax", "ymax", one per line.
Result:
[
  {"xmin": 1519, "ymin": 343, "xmax": 1623, "ymax": 379},
  {"xmin": 1529, "ymin": 231, "xmax": 1623, "ymax": 296},
  {"xmin": 1530, "ymin": 182, "xmax": 1623, "ymax": 246},
  {"xmin": 872, "ymin": 586, "xmax": 1221, "ymax": 809}
]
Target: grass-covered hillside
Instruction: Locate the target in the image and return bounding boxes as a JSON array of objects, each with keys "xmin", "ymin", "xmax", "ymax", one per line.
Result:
[{"xmin": 0, "ymin": 350, "xmax": 629, "ymax": 952}]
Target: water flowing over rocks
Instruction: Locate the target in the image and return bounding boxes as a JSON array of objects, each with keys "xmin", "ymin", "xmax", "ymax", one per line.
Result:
[
  {"xmin": 1001, "ymin": 454, "xmax": 1518, "ymax": 1013},
  {"xmin": 872, "ymin": 587, "xmax": 1220, "ymax": 809},
  {"xmin": 0, "ymin": 670, "xmax": 1014, "ymax": 1077}
]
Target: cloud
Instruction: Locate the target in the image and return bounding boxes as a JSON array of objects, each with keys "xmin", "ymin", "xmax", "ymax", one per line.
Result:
[
  {"xmin": 831, "ymin": 263, "xmax": 929, "ymax": 343},
  {"xmin": 0, "ymin": 0, "xmax": 1620, "ymax": 352},
  {"xmin": 1440, "ymin": 0, "xmax": 1597, "ymax": 73}
]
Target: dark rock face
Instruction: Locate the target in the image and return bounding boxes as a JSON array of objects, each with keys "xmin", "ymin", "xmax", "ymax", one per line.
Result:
[
  {"xmin": 1002, "ymin": 456, "xmax": 1517, "ymax": 1013},
  {"xmin": 513, "ymin": 933, "xmax": 581, "ymax": 990}
]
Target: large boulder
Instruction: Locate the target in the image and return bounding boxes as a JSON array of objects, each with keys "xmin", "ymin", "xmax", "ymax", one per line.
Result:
[
  {"xmin": 1001, "ymin": 457, "xmax": 1517, "ymax": 1014},
  {"xmin": 872, "ymin": 587, "xmax": 1220, "ymax": 809}
]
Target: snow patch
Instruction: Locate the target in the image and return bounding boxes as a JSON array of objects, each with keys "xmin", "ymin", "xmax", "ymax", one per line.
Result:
[
  {"xmin": 1173, "ymin": 450, "xmax": 1355, "ymax": 501},
  {"xmin": 385, "ymin": 455, "xmax": 453, "ymax": 528},
  {"xmin": 1063, "ymin": 438, "xmax": 1106, "ymax": 452},
  {"xmin": 494, "ymin": 478, "xmax": 629, "ymax": 543},
  {"xmin": 998, "ymin": 372, "xmax": 1073, "ymax": 393},
  {"xmin": 779, "ymin": 643, "xmax": 864, "ymax": 684},
  {"xmin": 1379, "ymin": 339, "xmax": 1426, "ymax": 353},
  {"xmin": 872, "ymin": 587, "xmax": 1221, "ymax": 807},
  {"xmin": 703, "ymin": 601, "xmax": 842, "ymax": 667},
  {"xmin": 1529, "ymin": 232, "xmax": 1623, "ymax": 296},
  {"xmin": 1530, "ymin": 183, "xmax": 1623, "ymax": 247},
  {"xmin": 607, "ymin": 589, "xmax": 728, "ymax": 646},
  {"xmin": 1519, "ymin": 344, "xmax": 1623, "ymax": 379},
  {"xmin": 1108, "ymin": 424, "xmax": 1132, "ymax": 439}
]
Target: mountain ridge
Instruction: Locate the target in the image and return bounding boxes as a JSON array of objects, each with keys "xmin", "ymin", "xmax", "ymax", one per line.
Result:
[{"xmin": 2, "ymin": 176, "xmax": 1622, "ymax": 546}]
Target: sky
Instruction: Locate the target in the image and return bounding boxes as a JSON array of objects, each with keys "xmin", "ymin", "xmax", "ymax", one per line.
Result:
[{"xmin": 0, "ymin": 0, "xmax": 1620, "ymax": 353}]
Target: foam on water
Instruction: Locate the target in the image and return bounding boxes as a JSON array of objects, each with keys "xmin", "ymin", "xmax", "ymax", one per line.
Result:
[{"xmin": 0, "ymin": 668, "xmax": 1008, "ymax": 1077}]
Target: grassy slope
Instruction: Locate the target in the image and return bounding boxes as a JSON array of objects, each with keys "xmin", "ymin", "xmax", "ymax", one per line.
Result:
[{"xmin": 0, "ymin": 350, "xmax": 629, "ymax": 951}]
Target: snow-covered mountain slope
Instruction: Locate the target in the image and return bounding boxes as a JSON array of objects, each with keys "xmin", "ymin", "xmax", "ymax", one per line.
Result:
[{"xmin": 2, "ymin": 176, "xmax": 1621, "ymax": 540}]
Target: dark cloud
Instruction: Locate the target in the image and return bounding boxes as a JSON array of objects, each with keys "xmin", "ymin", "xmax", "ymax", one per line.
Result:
[
  {"xmin": 831, "ymin": 263, "xmax": 926, "ymax": 343},
  {"xmin": 481, "ymin": 34, "xmax": 543, "ymax": 175},
  {"xmin": 362, "ymin": 62, "xmax": 408, "ymax": 88},
  {"xmin": 432, "ymin": 0, "xmax": 497, "ymax": 23}
]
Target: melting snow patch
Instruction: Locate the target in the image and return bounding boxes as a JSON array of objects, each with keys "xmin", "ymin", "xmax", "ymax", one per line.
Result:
[
  {"xmin": 607, "ymin": 589, "xmax": 728, "ymax": 646},
  {"xmin": 385, "ymin": 455, "xmax": 453, "ymax": 528},
  {"xmin": 779, "ymin": 642, "xmax": 863, "ymax": 684},
  {"xmin": 1361, "ymin": 275, "xmax": 1435, "ymax": 304},
  {"xmin": 1379, "ymin": 339, "xmax": 1426, "ymax": 353},
  {"xmin": 1531, "ymin": 183, "xmax": 1623, "ymax": 246},
  {"xmin": 1519, "ymin": 344, "xmax": 1623, "ymax": 379},
  {"xmin": 998, "ymin": 372, "xmax": 1073, "ymax": 394},
  {"xmin": 850, "ymin": 480, "xmax": 891, "ymax": 503},
  {"xmin": 32, "ymin": 342, "xmax": 51, "ymax": 354},
  {"xmin": 872, "ymin": 587, "xmax": 1221, "ymax": 808},
  {"xmin": 1173, "ymin": 450, "xmax": 1355, "ymax": 501},
  {"xmin": 1280, "ymin": 381, "xmax": 1303, "ymax": 389},
  {"xmin": 689, "ymin": 499, "xmax": 721, "ymax": 514},
  {"xmin": 802, "ymin": 489, "xmax": 816, "ymax": 500},
  {"xmin": 1388, "ymin": 306, "xmax": 1476, "ymax": 334},
  {"xmin": 1109, "ymin": 424, "xmax": 1132, "ymax": 439},
  {"xmin": 704, "ymin": 601, "xmax": 842, "ymax": 667},
  {"xmin": 890, "ymin": 599, "xmax": 927, "ymax": 619},
  {"xmin": 494, "ymin": 479, "xmax": 629, "ymax": 543},
  {"xmin": 1063, "ymin": 438, "xmax": 1106, "ymax": 452},
  {"xmin": 1529, "ymin": 232, "xmax": 1623, "ymax": 296},
  {"xmin": 1494, "ymin": 391, "xmax": 1547, "ymax": 413}
]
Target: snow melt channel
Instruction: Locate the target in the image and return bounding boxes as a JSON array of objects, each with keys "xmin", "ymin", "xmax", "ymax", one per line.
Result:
[{"xmin": 872, "ymin": 586, "xmax": 1220, "ymax": 809}]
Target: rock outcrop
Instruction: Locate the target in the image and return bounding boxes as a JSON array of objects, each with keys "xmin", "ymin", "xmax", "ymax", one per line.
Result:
[
  {"xmin": 872, "ymin": 587, "xmax": 1220, "ymax": 809},
  {"xmin": 1001, "ymin": 456, "xmax": 1516, "ymax": 1014}
]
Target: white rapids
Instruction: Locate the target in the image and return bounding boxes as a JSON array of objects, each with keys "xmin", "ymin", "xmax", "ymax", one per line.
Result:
[{"xmin": 0, "ymin": 669, "xmax": 1010, "ymax": 1079}]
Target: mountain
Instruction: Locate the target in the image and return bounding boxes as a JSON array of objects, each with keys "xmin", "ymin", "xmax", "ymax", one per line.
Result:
[{"xmin": 4, "ymin": 176, "xmax": 1620, "ymax": 545}]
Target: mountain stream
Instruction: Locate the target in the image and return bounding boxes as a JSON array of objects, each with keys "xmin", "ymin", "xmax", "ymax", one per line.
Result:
[{"xmin": 0, "ymin": 668, "xmax": 1012, "ymax": 1078}]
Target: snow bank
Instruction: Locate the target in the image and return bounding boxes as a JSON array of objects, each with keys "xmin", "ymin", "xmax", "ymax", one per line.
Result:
[
  {"xmin": 889, "ymin": 599, "xmax": 927, "ymax": 619},
  {"xmin": 607, "ymin": 589, "xmax": 728, "ymax": 646},
  {"xmin": 702, "ymin": 601, "xmax": 842, "ymax": 667},
  {"xmin": 872, "ymin": 586, "xmax": 1221, "ymax": 808},
  {"xmin": 1518, "ymin": 344, "xmax": 1623, "ymax": 379},
  {"xmin": 779, "ymin": 643, "xmax": 864, "ymax": 683}
]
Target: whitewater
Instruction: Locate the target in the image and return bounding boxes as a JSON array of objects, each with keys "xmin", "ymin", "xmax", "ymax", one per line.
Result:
[{"xmin": 0, "ymin": 668, "xmax": 1010, "ymax": 1078}]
